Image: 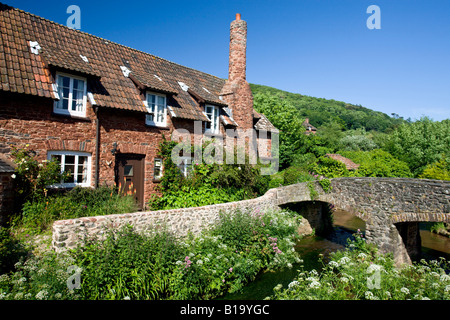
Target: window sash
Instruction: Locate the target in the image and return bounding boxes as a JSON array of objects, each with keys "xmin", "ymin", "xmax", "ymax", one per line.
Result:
[
  {"xmin": 54, "ymin": 73, "xmax": 87, "ymax": 116},
  {"xmin": 205, "ymin": 105, "xmax": 219, "ymax": 134},
  {"xmin": 146, "ymin": 93, "xmax": 166, "ymax": 126},
  {"xmin": 177, "ymin": 157, "xmax": 192, "ymax": 177},
  {"xmin": 154, "ymin": 158, "xmax": 163, "ymax": 180},
  {"xmin": 48, "ymin": 151, "xmax": 91, "ymax": 187}
]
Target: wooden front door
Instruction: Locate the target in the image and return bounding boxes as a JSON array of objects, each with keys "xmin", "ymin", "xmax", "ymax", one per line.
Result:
[{"xmin": 115, "ymin": 153, "xmax": 145, "ymax": 209}]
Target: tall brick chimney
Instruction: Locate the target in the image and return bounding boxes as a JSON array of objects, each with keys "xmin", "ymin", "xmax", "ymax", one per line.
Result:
[
  {"xmin": 228, "ymin": 13, "xmax": 247, "ymax": 82},
  {"xmin": 221, "ymin": 13, "xmax": 254, "ymax": 130}
]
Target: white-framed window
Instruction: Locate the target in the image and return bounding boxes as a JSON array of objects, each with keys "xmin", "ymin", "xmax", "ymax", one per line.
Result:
[
  {"xmin": 145, "ymin": 92, "xmax": 167, "ymax": 127},
  {"xmin": 48, "ymin": 151, "xmax": 91, "ymax": 187},
  {"xmin": 205, "ymin": 104, "xmax": 220, "ymax": 134},
  {"xmin": 53, "ymin": 72, "xmax": 87, "ymax": 117},
  {"xmin": 153, "ymin": 158, "xmax": 163, "ymax": 180},
  {"xmin": 177, "ymin": 156, "xmax": 192, "ymax": 177}
]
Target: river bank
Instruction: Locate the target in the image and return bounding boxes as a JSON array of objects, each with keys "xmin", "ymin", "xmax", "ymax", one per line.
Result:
[{"xmin": 220, "ymin": 209, "xmax": 450, "ymax": 300}]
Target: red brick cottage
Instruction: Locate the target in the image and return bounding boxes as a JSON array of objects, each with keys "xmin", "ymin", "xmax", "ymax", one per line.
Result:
[{"xmin": 0, "ymin": 4, "xmax": 277, "ymax": 210}]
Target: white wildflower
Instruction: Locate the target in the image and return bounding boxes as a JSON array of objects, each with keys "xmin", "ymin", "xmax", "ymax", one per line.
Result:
[
  {"xmin": 367, "ymin": 264, "xmax": 384, "ymax": 273},
  {"xmin": 444, "ymin": 285, "xmax": 450, "ymax": 292},
  {"xmin": 196, "ymin": 260, "xmax": 203, "ymax": 266},
  {"xmin": 431, "ymin": 282, "xmax": 440, "ymax": 289},
  {"xmin": 339, "ymin": 256, "xmax": 351, "ymax": 265},
  {"xmin": 35, "ymin": 289, "xmax": 49, "ymax": 300},
  {"xmin": 341, "ymin": 277, "xmax": 349, "ymax": 283},
  {"xmin": 37, "ymin": 268, "xmax": 46, "ymax": 276},
  {"xmin": 14, "ymin": 292, "xmax": 25, "ymax": 299},
  {"xmin": 11, "ymin": 174, "xmax": 16, "ymax": 179},
  {"xmin": 440, "ymin": 274, "xmax": 450, "ymax": 282},
  {"xmin": 400, "ymin": 287, "xmax": 410, "ymax": 295},
  {"xmin": 54, "ymin": 293, "xmax": 62, "ymax": 299},
  {"xmin": 421, "ymin": 297, "xmax": 430, "ymax": 300},
  {"xmin": 365, "ymin": 291, "xmax": 376, "ymax": 300},
  {"xmin": 309, "ymin": 281, "xmax": 321, "ymax": 289},
  {"xmin": 123, "ymin": 296, "xmax": 130, "ymax": 300},
  {"xmin": 0, "ymin": 274, "xmax": 9, "ymax": 283},
  {"xmin": 288, "ymin": 281, "xmax": 299, "ymax": 289},
  {"xmin": 358, "ymin": 253, "xmax": 367, "ymax": 259},
  {"xmin": 328, "ymin": 261, "xmax": 339, "ymax": 268}
]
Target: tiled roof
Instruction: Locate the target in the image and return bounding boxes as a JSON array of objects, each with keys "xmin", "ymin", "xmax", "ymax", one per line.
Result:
[
  {"xmin": 325, "ymin": 154, "xmax": 360, "ymax": 171},
  {"xmin": 0, "ymin": 3, "xmax": 223, "ymax": 121},
  {"xmin": 0, "ymin": 3, "xmax": 278, "ymax": 128},
  {"xmin": 254, "ymin": 114, "xmax": 279, "ymax": 133}
]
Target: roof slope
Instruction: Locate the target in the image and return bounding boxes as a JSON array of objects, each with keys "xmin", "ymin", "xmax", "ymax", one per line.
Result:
[
  {"xmin": 325, "ymin": 153, "xmax": 360, "ymax": 171},
  {"xmin": 0, "ymin": 3, "xmax": 229, "ymax": 121}
]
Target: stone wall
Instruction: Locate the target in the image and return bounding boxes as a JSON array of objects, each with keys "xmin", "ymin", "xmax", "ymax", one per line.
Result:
[
  {"xmin": 52, "ymin": 177, "xmax": 450, "ymax": 265},
  {"xmin": 52, "ymin": 189, "xmax": 278, "ymax": 252}
]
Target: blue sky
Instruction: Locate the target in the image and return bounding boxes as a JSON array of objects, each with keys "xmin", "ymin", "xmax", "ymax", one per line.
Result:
[{"xmin": 9, "ymin": 0, "xmax": 450, "ymax": 121}]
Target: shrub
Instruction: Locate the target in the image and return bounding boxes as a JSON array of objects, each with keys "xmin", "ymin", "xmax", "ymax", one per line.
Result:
[
  {"xmin": 341, "ymin": 149, "xmax": 412, "ymax": 178},
  {"xmin": 0, "ymin": 227, "xmax": 28, "ymax": 275},
  {"xmin": 71, "ymin": 225, "xmax": 183, "ymax": 300},
  {"xmin": 310, "ymin": 156, "xmax": 350, "ymax": 178},
  {"xmin": 339, "ymin": 134, "xmax": 378, "ymax": 151},
  {"xmin": 18, "ymin": 186, "xmax": 138, "ymax": 233},
  {"xmin": 148, "ymin": 139, "xmax": 270, "ymax": 210},
  {"xmin": 0, "ymin": 250, "xmax": 78, "ymax": 300},
  {"xmin": 419, "ymin": 157, "xmax": 450, "ymax": 181},
  {"xmin": 10, "ymin": 145, "xmax": 65, "ymax": 202}
]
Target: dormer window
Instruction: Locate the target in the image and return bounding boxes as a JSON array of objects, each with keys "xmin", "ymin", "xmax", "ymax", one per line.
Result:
[
  {"xmin": 145, "ymin": 92, "xmax": 167, "ymax": 127},
  {"xmin": 53, "ymin": 72, "xmax": 87, "ymax": 117},
  {"xmin": 205, "ymin": 104, "xmax": 220, "ymax": 134}
]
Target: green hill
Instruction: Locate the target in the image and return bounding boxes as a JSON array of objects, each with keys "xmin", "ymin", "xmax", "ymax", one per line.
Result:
[{"xmin": 250, "ymin": 83, "xmax": 406, "ymax": 133}]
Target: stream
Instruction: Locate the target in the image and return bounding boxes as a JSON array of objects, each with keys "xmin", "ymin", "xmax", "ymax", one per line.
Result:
[{"xmin": 220, "ymin": 210, "xmax": 450, "ymax": 300}]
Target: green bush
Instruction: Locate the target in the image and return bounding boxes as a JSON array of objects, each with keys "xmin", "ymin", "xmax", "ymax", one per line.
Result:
[
  {"xmin": 419, "ymin": 157, "xmax": 450, "ymax": 181},
  {"xmin": 10, "ymin": 145, "xmax": 65, "ymax": 203},
  {"xmin": 268, "ymin": 166, "xmax": 315, "ymax": 189},
  {"xmin": 0, "ymin": 227, "xmax": 28, "ymax": 275},
  {"xmin": 0, "ymin": 250, "xmax": 77, "ymax": 300},
  {"xmin": 341, "ymin": 149, "xmax": 412, "ymax": 178},
  {"xmin": 310, "ymin": 156, "xmax": 350, "ymax": 178},
  {"xmin": 18, "ymin": 186, "xmax": 138, "ymax": 233},
  {"xmin": 148, "ymin": 139, "xmax": 270, "ymax": 210},
  {"xmin": 72, "ymin": 225, "xmax": 183, "ymax": 300}
]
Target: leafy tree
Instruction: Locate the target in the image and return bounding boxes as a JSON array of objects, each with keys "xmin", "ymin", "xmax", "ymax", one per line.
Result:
[
  {"xmin": 339, "ymin": 129, "xmax": 378, "ymax": 151},
  {"xmin": 383, "ymin": 118, "xmax": 450, "ymax": 176},
  {"xmin": 253, "ymin": 93, "xmax": 308, "ymax": 169},
  {"xmin": 341, "ymin": 149, "xmax": 413, "ymax": 178},
  {"xmin": 419, "ymin": 157, "xmax": 450, "ymax": 181}
]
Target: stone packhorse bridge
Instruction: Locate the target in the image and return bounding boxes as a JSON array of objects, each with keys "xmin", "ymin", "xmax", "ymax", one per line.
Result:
[{"xmin": 52, "ymin": 177, "xmax": 450, "ymax": 265}]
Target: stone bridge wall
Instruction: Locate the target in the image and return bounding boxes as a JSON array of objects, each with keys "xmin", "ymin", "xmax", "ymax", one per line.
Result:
[
  {"xmin": 52, "ymin": 177, "xmax": 450, "ymax": 265},
  {"xmin": 52, "ymin": 189, "xmax": 278, "ymax": 252}
]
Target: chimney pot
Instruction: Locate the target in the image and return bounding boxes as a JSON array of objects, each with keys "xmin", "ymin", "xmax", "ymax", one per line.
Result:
[{"xmin": 236, "ymin": 13, "xmax": 241, "ymax": 20}]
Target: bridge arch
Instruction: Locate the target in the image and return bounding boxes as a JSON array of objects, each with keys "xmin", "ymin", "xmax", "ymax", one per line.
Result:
[{"xmin": 274, "ymin": 177, "xmax": 450, "ymax": 265}]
